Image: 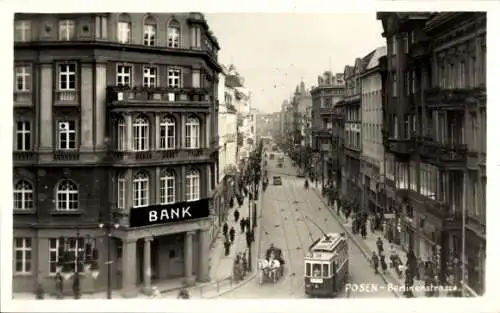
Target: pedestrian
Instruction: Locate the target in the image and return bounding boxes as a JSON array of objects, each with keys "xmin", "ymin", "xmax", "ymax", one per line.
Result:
[
  {"xmin": 417, "ymin": 257, "xmax": 425, "ymax": 280},
  {"xmin": 406, "ymin": 250, "xmax": 417, "ymax": 279},
  {"xmin": 246, "ymin": 229, "xmax": 252, "ymax": 248},
  {"xmin": 229, "ymin": 226, "xmax": 236, "ymax": 244},
  {"xmin": 376, "ymin": 237, "xmax": 384, "ymax": 255},
  {"xmin": 224, "ymin": 238, "xmax": 231, "ymax": 256},
  {"xmin": 370, "ymin": 215, "xmax": 376, "ymax": 233},
  {"xmin": 242, "ymin": 252, "xmax": 248, "ymax": 273},
  {"xmin": 380, "ymin": 253, "xmax": 388, "ymax": 274},
  {"xmin": 371, "ymin": 251, "xmax": 379, "ymax": 274},
  {"xmin": 240, "ymin": 217, "xmax": 246, "ymax": 233},
  {"xmin": 223, "ymin": 222, "xmax": 229, "ymax": 238},
  {"xmin": 234, "ymin": 209, "xmax": 240, "ymax": 222},
  {"xmin": 360, "ymin": 223, "xmax": 367, "ymax": 239}
]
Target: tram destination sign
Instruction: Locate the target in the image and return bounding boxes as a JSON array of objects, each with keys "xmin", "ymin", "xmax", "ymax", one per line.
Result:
[{"xmin": 129, "ymin": 198, "xmax": 210, "ymax": 228}]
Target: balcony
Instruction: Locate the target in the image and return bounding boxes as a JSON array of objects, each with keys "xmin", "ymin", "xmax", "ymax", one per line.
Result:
[
  {"xmin": 384, "ymin": 137, "xmax": 415, "ymax": 157},
  {"xmin": 107, "ymin": 86, "xmax": 211, "ymax": 109},
  {"xmin": 53, "ymin": 150, "xmax": 80, "ymax": 161},
  {"xmin": 417, "ymin": 137, "xmax": 467, "ymax": 166},
  {"xmin": 54, "ymin": 90, "xmax": 80, "ymax": 107},
  {"xmin": 424, "ymin": 87, "xmax": 486, "ymax": 110},
  {"xmin": 13, "ymin": 91, "xmax": 33, "ymax": 107},
  {"xmin": 13, "ymin": 151, "xmax": 37, "ymax": 164},
  {"xmin": 320, "ymin": 107, "xmax": 337, "ymax": 117},
  {"xmin": 111, "ymin": 148, "xmax": 211, "ymax": 165}
]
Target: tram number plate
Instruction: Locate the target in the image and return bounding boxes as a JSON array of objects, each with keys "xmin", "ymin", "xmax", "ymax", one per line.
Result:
[{"xmin": 310, "ymin": 278, "xmax": 323, "ymax": 284}]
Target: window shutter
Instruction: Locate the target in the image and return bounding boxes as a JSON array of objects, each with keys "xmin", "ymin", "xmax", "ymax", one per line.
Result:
[{"xmin": 182, "ymin": 68, "xmax": 190, "ymax": 88}]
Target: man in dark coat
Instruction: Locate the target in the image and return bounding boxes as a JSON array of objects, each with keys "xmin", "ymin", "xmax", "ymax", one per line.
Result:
[
  {"xmin": 222, "ymin": 222, "xmax": 229, "ymax": 238},
  {"xmin": 246, "ymin": 229, "xmax": 252, "ymax": 248},
  {"xmin": 234, "ymin": 209, "xmax": 240, "ymax": 222},
  {"xmin": 240, "ymin": 217, "xmax": 246, "ymax": 233},
  {"xmin": 229, "ymin": 227, "xmax": 236, "ymax": 244},
  {"xmin": 224, "ymin": 237, "xmax": 231, "ymax": 256}
]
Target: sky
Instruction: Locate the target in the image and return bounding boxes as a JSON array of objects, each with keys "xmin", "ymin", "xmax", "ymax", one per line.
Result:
[{"xmin": 205, "ymin": 13, "xmax": 385, "ymax": 114}]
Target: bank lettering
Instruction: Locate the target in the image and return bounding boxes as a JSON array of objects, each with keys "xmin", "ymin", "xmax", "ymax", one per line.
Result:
[{"xmin": 149, "ymin": 206, "xmax": 192, "ymax": 222}]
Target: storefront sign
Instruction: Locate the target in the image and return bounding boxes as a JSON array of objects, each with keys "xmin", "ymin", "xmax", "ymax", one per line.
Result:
[{"xmin": 129, "ymin": 198, "xmax": 210, "ymax": 228}]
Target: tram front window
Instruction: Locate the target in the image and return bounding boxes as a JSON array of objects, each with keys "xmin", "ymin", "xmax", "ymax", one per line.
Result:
[
  {"xmin": 312, "ymin": 264, "xmax": 321, "ymax": 277},
  {"xmin": 322, "ymin": 264, "xmax": 329, "ymax": 277}
]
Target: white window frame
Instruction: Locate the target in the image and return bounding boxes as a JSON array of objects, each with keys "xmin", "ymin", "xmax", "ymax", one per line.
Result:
[
  {"xmin": 57, "ymin": 120, "xmax": 77, "ymax": 150},
  {"xmin": 160, "ymin": 171, "xmax": 176, "ymax": 204},
  {"xmin": 14, "ymin": 238, "xmax": 32, "ymax": 274},
  {"xmin": 58, "ymin": 19, "xmax": 75, "ymax": 41},
  {"xmin": 117, "ymin": 175, "xmax": 126, "ymax": 209},
  {"xmin": 15, "ymin": 66, "xmax": 31, "ymax": 91},
  {"xmin": 167, "ymin": 25, "xmax": 180, "ymax": 48},
  {"xmin": 48, "ymin": 238, "xmax": 85, "ymax": 274},
  {"xmin": 118, "ymin": 21, "xmax": 131, "ymax": 44},
  {"xmin": 58, "ymin": 64, "xmax": 77, "ymax": 91},
  {"xmin": 117, "ymin": 118, "xmax": 127, "ymax": 151},
  {"xmin": 117, "ymin": 65, "xmax": 132, "ymax": 87},
  {"xmin": 133, "ymin": 117, "xmax": 149, "ymax": 151},
  {"xmin": 15, "ymin": 20, "xmax": 31, "ymax": 42},
  {"xmin": 167, "ymin": 69, "xmax": 181, "ymax": 88},
  {"xmin": 16, "ymin": 120, "xmax": 31, "ymax": 151},
  {"xmin": 185, "ymin": 169, "xmax": 200, "ymax": 202},
  {"xmin": 185, "ymin": 117, "xmax": 200, "ymax": 149},
  {"xmin": 14, "ymin": 180, "xmax": 34, "ymax": 211},
  {"xmin": 132, "ymin": 172, "xmax": 149, "ymax": 208},
  {"xmin": 95, "ymin": 16, "xmax": 108, "ymax": 40},
  {"xmin": 56, "ymin": 180, "xmax": 79, "ymax": 211},
  {"xmin": 143, "ymin": 66, "xmax": 157, "ymax": 88},
  {"xmin": 143, "ymin": 24, "xmax": 156, "ymax": 46},
  {"xmin": 160, "ymin": 116, "xmax": 176, "ymax": 150},
  {"xmin": 192, "ymin": 70, "xmax": 201, "ymax": 88}
]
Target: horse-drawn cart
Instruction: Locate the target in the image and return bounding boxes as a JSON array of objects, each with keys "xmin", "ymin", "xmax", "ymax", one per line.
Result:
[{"xmin": 257, "ymin": 244, "xmax": 285, "ymax": 284}]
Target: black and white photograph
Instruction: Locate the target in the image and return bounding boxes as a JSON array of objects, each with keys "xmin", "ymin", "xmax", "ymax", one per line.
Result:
[{"xmin": 2, "ymin": 1, "xmax": 499, "ymax": 313}]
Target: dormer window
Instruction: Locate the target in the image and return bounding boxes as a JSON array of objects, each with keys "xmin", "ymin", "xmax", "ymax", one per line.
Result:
[{"xmin": 59, "ymin": 20, "xmax": 75, "ymax": 41}]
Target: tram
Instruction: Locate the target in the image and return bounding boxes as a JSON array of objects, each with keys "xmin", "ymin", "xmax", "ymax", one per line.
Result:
[{"xmin": 304, "ymin": 232, "xmax": 349, "ymax": 298}]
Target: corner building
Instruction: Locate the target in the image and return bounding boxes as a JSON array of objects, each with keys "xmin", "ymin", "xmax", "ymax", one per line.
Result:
[{"xmin": 13, "ymin": 13, "xmax": 221, "ymax": 297}]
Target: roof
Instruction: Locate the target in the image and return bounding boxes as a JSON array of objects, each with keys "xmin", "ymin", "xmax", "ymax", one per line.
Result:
[
  {"xmin": 366, "ymin": 46, "xmax": 387, "ymax": 70},
  {"xmin": 311, "ymin": 233, "xmax": 345, "ymax": 252}
]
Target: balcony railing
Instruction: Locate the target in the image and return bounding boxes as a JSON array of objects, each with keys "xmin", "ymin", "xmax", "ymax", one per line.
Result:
[
  {"xmin": 13, "ymin": 151, "xmax": 37, "ymax": 162},
  {"xmin": 107, "ymin": 86, "xmax": 211, "ymax": 107},
  {"xmin": 111, "ymin": 149, "xmax": 210, "ymax": 163},
  {"xmin": 53, "ymin": 149, "xmax": 80, "ymax": 161},
  {"xmin": 13, "ymin": 91, "xmax": 33, "ymax": 107},
  {"xmin": 417, "ymin": 137, "xmax": 467, "ymax": 165},
  {"xmin": 54, "ymin": 90, "xmax": 80, "ymax": 106},
  {"xmin": 424, "ymin": 86, "xmax": 486, "ymax": 109},
  {"xmin": 386, "ymin": 137, "xmax": 415, "ymax": 156}
]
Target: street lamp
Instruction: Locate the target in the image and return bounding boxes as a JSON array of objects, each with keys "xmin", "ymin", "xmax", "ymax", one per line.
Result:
[{"xmin": 98, "ymin": 211, "xmax": 120, "ymax": 299}]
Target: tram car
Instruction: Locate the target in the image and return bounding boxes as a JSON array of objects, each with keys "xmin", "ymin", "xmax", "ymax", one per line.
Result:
[
  {"xmin": 304, "ymin": 233, "xmax": 349, "ymax": 297},
  {"xmin": 257, "ymin": 244, "xmax": 285, "ymax": 284}
]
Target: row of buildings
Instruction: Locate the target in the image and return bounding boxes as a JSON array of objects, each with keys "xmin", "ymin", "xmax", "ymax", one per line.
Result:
[
  {"xmin": 12, "ymin": 13, "xmax": 256, "ymax": 296},
  {"xmin": 283, "ymin": 12, "xmax": 486, "ymax": 296}
]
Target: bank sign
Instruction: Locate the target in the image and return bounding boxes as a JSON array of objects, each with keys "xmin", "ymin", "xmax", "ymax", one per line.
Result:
[{"xmin": 129, "ymin": 198, "xmax": 210, "ymax": 228}]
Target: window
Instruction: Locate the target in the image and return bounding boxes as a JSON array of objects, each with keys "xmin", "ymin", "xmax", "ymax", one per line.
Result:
[
  {"xmin": 392, "ymin": 74, "xmax": 397, "ymax": 97},
  {"xmin": 143, "ymin": 22, "xmax": 156, "ymax": 46},
  {"xmin": 118, "ymin": 21, "xmax": 131, "ymax": 44},
  {"xmin": 185, "ymin": 169, "xmax": 200, "ymax": 201},
  {"xmin": 167, "ymin": 20, "xmax": 181, "ymax": 48},
  {"xmin": 57, "ymin": 120, "xmax": 77, "ymax": 150},
  {"xmin": 192, "ymin": 70, "xmax": 201, "ymax": 88},
  {"xmin": 412, "ymin": 70, "xmax": 416, "ymax": 93},
  {"xmin": 58, "ymin": 20, "xmax": 75, "ymax": 41},
  {"xmin": 117, "ymin": 174, "xmax": 126, "ymax": 209},
  {"xmin": 14, "ymin": 20, "xmax": 31, "ymax": 42},
  {"xmin": 15, "ymin": 66, "xmax": 31, "ymax": 91},
  {"xmin": 469, "ymin": 56, "xmax": 476, "ymax": 87},
  {"xmin": 117, "ymin": 65, "xmax": 132, "ymax": 86},
  {"xmin": 191, "ymin": 27, "xmax": 201, "ymax": 48},
  {"xmin": 160, "ymin": 116, "xmax": 175, "ymax": 150},
  {"xmin": 392, "ymin": 37, "xmax": 397, "ymax": 56},
  {"xmin": 133, "ymin": 117, "xmax": 149, "ymax": 151},
  {"xmin": 132, "ymin": 172, "xmax": 149, "ymax": 208},
  {"xmin": 167, "ymin": 69, "xmax": 181, "ymax": 88},
  {"xmin": 117, "ymin": 118, "xmax": 126, "ymax": 151},
  {"xmin": 160, "ymin": 170, "xmax": 176, "ymax": 204},
  {"xmin": 14, "ymin": 238, "xmax": 32, "ymax": 274},
  {"xmin": 56, "ymin": 180, "xmax": 79, "ymax": 211},
  {"xmin": 49, "ymin": 238, "xmax": 85, "ymax": 274},
  {"xmin": 14, "ymin": 180, "xmax": 34, "ymax": 211},
  {"xmin": 15, "ymin": 121, "xmax": 31, "ymax": 151},
  {"xmin": 58, "ymin": 64, "xmax": 76, "ymax": 90},
  {"xmin": 459, "ymin": 61, "xmax": 466, "ymax": 88},
  {"xmin": 185, "ymin": 116, "xmax": 200, "ymax": 149},
  {"xmin": 95, "ymin": 15, "xmax": 108, "ymax": 39},
  {"xmin": 143, "ymin": 67, "xmax": 157, "ymax": 87}
]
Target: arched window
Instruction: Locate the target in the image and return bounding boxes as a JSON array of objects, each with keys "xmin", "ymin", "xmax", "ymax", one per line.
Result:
[
  {"xmin": 14, "ymin": 180, "xmax": 34, "ymax": 210},
  {"xmin": 117, "ymin": 173, "xmax": 126, "ymax": 209},
  {"xmin": 132, "ymin": 172, "xmax": 149, "ymax": 208},
  {"xmin": 160, "ymin": 116, "xmax": 175, "ymax": 150},
  {"xmin": 185, "ymin": 169, "xmax": 200, "ymax": 202},
  {"xmin": 56, "ymin": 180, "xmax": 79, "ymax": 211},
  {"xmin": 133, "ymin": 116, "xmax": 149, "ymax": 151},
  {"xmin": 117, "ymin": 117, "xmax": 126, "ymax": 151},
  {"xmin": 160, "ymin": 170, "xmax": 175, "ymax": 204},
  {"xmin": 143, "ymin": 15, "xmax": 156, "ymax": 46},
  {"xmin": 185, "ymin": 116, "xmax": 200, "ymax": 149},
  {"xmin": 118, "ymin": 13, "xmax": 132, "ymax": 44},
  {"xmin": 167, "ymin": 19, "xmax": 181, "ymax": 48}
]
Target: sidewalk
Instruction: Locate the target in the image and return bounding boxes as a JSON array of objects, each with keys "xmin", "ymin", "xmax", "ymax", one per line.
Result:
[{"xmin": 311, "ymin": 185, "xmax": 430, "ymax": 298}]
